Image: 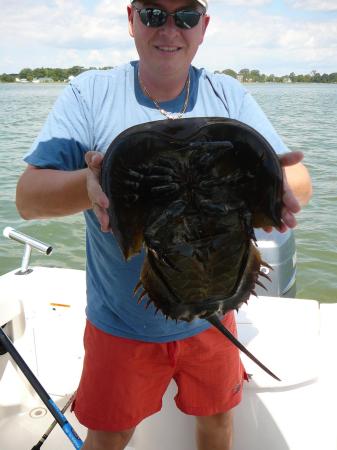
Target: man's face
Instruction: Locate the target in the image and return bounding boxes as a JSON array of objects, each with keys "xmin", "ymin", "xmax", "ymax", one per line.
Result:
[{"xmin": 128, "ymin": 0, "xmax": 210, "ymax": 77}]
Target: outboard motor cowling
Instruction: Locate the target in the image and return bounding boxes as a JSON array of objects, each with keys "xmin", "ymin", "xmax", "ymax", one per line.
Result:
[{"xmin": 255, "ymin": 229, "xmax": 296, "ymax": 298}]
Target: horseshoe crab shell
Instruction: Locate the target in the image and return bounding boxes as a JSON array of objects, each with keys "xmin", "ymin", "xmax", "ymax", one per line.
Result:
[{"xmin": 100, "ymin": 117, "xmax": 284, "ymax": 380}]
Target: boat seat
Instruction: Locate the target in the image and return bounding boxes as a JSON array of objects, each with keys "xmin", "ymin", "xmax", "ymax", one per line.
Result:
[
  {"xmin": 131, "ymin": 296, "xmax": 321, "ymax": 450},
  {"xmin": 236, "ymin": 295, "xmax": 319, "ymax": 386},
  {"xmin": 0, "ymin": 296, "xmax": 22, "ymax": 328}
]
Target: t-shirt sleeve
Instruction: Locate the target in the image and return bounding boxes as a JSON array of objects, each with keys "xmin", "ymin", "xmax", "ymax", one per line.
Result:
[
  {"xmin": 24, "ymin": 79, "xmax": 93, "ymax": 170},
  {"xmin": 238, "ymin": 91, "xmax": 289, "ymax": 155}
]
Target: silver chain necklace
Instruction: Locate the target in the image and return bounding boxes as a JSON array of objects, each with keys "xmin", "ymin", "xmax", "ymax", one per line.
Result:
[{"xmin": 138, "ymin": 70, "xmax": 190, "ymax": 120}]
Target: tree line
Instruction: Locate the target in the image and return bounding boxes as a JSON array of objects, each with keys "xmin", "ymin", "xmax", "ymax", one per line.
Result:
[
  {"xmin": 217, "ymin": 68, "xmax": 337, "ymax": 83},
  {"xmin": 0, "ymin": 66, "xmax": 113, "ymax": 83},
  {"xmin": 1, "ymin": 66, "xmax": 337, "ymax": 83}
]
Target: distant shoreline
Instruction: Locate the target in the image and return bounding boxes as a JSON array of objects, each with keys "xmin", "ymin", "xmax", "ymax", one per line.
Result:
[
  {"xmin": 1, "ymin": 80, "xmax": 336, "ymax": 86},
  {"xmin": 1, "ymin": 66, "xmax": 337, "ymax": 84}
]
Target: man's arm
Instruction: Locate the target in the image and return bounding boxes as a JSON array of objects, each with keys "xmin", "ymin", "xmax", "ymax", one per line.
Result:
[
  {"xmin": 16, "ymin": 165, "xmax": 91, "ymax": 219},
  {"xmin": 17, "ymin": 151, "xmax": 312, "ymax": 235},
  {"xmin": 16, "ymin": 153, "xmax": 110, "ymax": 230}
]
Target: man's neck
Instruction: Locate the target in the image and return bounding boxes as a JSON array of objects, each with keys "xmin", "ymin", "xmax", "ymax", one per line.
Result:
[{"xmin": 138, "ymin": 64, "xmax": 190, "ymax": 102}]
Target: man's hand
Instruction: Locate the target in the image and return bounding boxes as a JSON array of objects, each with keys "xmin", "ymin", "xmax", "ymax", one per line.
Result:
[
  {"xmin": 264, "ymin": 151, "xmax": 304, "ymax": 233},
  {"xmin": 85, "ymin": 151, "xmax": 111, "ymax": 232}
]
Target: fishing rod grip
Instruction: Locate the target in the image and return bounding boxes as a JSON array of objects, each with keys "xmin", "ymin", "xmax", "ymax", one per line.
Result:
[{"xmin": 31, "ymin": 393, "xmax": 76, "ymax": 450}]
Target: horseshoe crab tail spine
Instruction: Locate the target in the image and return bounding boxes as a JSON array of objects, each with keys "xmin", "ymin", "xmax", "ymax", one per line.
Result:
[{"xmin": 206, "ymin": 314, "xmax": 281, "ymax": 382}]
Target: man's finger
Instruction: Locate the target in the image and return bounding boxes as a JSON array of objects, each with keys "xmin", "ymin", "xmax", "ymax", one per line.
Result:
[
  {"xmin": 281, "ymin": 208, "xmax": 297, "ymax": 229},
  {"xmin": 283, "ymin": 189, "xmax": 301, "ymax": 214},
  {"xmin": 85, "ymin": 151, "xmax": 109, "ymax": 211},
  {"xmin": 279, "ymin": 151, "xmax": 303, "ymax": 168},
  {"xmin": 92, "ymin": 203, "xmax": 111, "ymax": 232},
  {"xmin": 87, "ymin": 170, "xmax": 109, "ymax": 209},
  {"xmin": 85, "ymin": 151, "xmax": 104, "ymax": 170}
]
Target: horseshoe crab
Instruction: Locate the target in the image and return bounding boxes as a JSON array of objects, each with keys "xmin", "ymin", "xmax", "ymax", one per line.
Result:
[{"xmin": 100, "ymin": 117, "xmax": 283, "ymax": 381}]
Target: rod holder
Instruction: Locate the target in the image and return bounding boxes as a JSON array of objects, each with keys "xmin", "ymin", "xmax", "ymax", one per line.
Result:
[{"xmin": 3, "ymin": 227, "xmax": 53, "ymax": 274}]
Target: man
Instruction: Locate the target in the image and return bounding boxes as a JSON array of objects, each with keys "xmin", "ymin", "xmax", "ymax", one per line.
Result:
[{"xmin": 16, "ymin": 1, "xmax": 312, "ymax": 449}]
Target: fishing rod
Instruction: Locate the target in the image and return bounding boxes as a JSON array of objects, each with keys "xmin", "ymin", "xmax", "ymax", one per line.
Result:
[
  {"xmin": 31, "ymin": 393, "xmax": 76, "ymax": 450},
  {"xmin": 0, "ymin": 326, "xmax": 83, "ymax": 449}
]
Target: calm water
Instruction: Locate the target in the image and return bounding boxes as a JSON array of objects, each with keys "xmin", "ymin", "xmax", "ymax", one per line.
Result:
[{"xmin": 0, "ymin": 82, "xmax": 336, "ymax": 302}]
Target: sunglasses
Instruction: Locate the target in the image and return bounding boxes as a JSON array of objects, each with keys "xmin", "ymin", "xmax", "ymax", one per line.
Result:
[{"xmin": 133, "ymin": 6, "xmax": 205, "ymax": 29}]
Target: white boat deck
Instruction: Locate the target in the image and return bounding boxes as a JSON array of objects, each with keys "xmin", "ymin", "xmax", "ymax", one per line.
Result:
[{"xmin": 0, "ymin": 266, "xmax": 336, "ymax": 450}]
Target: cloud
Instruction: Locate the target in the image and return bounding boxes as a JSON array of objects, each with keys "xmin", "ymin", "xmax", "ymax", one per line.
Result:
[
  {"xmin": 210, "ymin": 0, "xmax": 271, "ymax": 6},
  {"xmin": 0, "ymin": 0, "xmax": 138, "ymax": 72},
  {"xmin": 208, "ymin": 10, "xmax": 337, "ymax": 50},
  {"xmin": 196, "ymin": 9, "xmax": 337, "ymax": 74},
  {"xmin": 1, "ymin": 0, "xmax": 130, "ymax": 49},
  {"xmin": 1, "ymin": 0, "xmax": 337, "ymax": 74},
  {"xmin": 287, "ymin": 0, "xmax": 337, "ymax": 11}
]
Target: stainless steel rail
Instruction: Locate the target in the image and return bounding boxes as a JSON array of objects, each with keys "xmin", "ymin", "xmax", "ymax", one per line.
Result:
[{"xmin": 3, "ymin": 227, "xmax": 53, "ymax": 274}]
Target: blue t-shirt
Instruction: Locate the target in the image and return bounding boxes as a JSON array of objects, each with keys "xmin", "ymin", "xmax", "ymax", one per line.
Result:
[{"xmin": 25, "ymin": 61, "xmax": 288, "ymax": 342}]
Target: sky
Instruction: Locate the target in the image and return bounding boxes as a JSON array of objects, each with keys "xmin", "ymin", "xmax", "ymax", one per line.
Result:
[{"xmin": 1, "ymin": 0, "xmax": 337, "ymax": 76}]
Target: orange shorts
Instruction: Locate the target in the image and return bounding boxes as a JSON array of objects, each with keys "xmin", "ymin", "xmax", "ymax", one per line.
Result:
[{"xmin": 73, "ymin": 313, "xmax": 246, "ymax": 431}]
